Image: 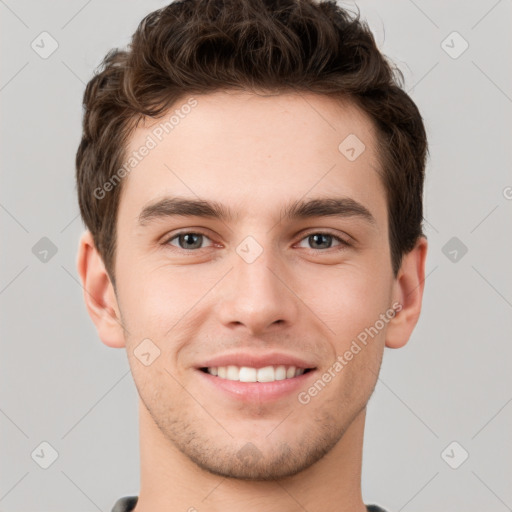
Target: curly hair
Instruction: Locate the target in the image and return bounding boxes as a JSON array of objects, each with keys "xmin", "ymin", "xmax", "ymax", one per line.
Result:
[{"xmin": 76, "ymin": 0, "xmax": 427, "ymax": 286}]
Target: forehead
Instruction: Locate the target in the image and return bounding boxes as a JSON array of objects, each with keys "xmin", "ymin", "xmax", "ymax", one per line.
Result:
[{"xmin": 118, "ymin": 90, "xmax": 386, "ymax": 226}]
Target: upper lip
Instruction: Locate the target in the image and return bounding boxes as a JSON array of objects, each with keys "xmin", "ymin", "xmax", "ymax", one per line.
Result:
[{"xmin": 196, "ymin": 351, "xmax": 317, "ymax": 370}]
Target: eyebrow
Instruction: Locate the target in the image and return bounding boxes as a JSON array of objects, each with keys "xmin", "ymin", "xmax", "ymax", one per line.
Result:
[{"xmin": 137, "ymin": 196, "xmax": 376, "ymax": 226}]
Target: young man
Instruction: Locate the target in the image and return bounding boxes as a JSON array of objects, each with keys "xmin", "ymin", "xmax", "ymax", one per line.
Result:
[{"xmin": 75, "ymin": 1, "xmax": 428, "ymax": 511}]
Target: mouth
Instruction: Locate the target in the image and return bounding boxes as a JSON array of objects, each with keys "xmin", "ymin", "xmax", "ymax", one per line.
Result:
[
  {"xmin": 196, "ymin": 364, "xmax": 318, "ymax": 402},
  {"xmin": 199, "ymin": 365, "xmax": 315, "ymax": 383},
  {"xmin": 194, "ymin": 351, "xmax": 319, "ymax": 402}
]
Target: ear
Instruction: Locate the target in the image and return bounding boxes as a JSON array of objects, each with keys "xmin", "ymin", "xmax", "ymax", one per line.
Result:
[
  {"xmin": 385, "ymin": 236, "xmax": 428, "ymax": 349},
  {"xmin": 76, "ymin": 230, "xmax": 126, "ymax": 348}
]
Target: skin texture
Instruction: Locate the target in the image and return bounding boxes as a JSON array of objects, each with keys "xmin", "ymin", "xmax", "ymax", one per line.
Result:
[{"xmin": 77, "ymin": 91, "xmax": 427, "ymax": 512}]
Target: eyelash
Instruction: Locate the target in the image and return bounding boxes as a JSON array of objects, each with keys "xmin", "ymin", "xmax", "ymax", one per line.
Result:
[{"xmin": 162, "ymin": 230, "xmax": 351, "ymax": 252}]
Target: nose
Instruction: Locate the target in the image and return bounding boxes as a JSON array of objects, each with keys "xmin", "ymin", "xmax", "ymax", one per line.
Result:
[{"xmin": 214, "ymin": 243, "xmax": 300, "ymax": 335}]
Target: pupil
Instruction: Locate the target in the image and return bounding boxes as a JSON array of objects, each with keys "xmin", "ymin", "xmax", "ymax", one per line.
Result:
[
  {"xmin": 182, "ymin": 233, "xmax": 201, "ymax": 249},
  {"xmin": 311, "ymin": 234, "xmax": 331, "ymax": 249}
]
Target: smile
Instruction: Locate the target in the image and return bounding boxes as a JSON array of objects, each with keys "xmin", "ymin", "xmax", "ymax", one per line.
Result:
[{"xmin": 200, "ymin": 365, "xmax": 314, "ymax": 382}]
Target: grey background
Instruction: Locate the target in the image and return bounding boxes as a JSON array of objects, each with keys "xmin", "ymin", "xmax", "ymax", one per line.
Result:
[{"xmin": 1, "ymin": 0, "xmax": 511, "ymax": 511}]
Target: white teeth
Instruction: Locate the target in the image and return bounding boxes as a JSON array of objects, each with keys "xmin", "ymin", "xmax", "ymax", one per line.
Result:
[
  {"xmin": 226, "ymin": 365, "xmax": 239, "ymax": 380},
  {"xmin": 274, "ymin": 365, "xmax": 287, "ymax": 380},
  {"xmin": 205, "ymin": 364, "xmax": 310, "ymax": 382},
  {"xmin": 239, "ymin": 366, "xmax": 257, "ymax": 382},
  {"xmin": 257, "ymin": 366, "xmax": 275, "ymax": 382}
]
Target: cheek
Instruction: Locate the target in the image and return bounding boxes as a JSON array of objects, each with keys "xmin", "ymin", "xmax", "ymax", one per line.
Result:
[
  {"xmin": 116, "ymin": 254, "xmax": 191, "ymax": 333},
  {"xmin": 308, "ymin": 265, "xmax": 392, "ymax": 343}
]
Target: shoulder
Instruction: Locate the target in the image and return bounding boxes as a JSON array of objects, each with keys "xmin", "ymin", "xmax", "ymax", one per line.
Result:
[
  {"xmin": 366, "ymin": 505, "xmax": 391, "ymax": 512},
  {"xmin": 110, "ymin": 495, "xmax": 138, "ymax": 512}
]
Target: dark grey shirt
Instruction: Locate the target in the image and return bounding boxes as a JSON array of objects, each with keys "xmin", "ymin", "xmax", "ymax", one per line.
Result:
[{"xmin": 111, "ymin": 495, "xmax": 390, "ymax": 511}]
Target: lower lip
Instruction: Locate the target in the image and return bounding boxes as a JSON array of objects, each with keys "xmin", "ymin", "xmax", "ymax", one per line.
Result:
[{"xmin": 196, "ymin": 369, "xmax": 317, "ymax": 402}]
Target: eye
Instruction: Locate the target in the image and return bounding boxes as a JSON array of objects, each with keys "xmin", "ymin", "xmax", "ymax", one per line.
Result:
[
  {"xmin": 163, "ymin": 231, "xmax": 351, "ymax": 252},
  {"xmin": 165, "ymin": 232, "xmax": 214, "ymax": 250},
  {"xmin": 297, "ymin": 232, "xmax": 350, "ymax": 250}
]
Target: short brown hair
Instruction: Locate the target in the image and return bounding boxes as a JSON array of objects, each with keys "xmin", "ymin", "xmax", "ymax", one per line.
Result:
[{"xmin": 76, "ymin": 0, "xmax": 427, "ymax": 286}]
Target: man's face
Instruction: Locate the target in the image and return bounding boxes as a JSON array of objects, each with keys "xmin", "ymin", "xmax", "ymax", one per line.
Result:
[{"xmin": 114, "ymin": 91, "xmax": 396, "ymax": 479}]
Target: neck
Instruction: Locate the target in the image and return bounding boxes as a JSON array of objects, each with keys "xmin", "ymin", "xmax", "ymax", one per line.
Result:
[{"xmin": 134, "ymin": 399, "xmax": 368, "ymax": 512}]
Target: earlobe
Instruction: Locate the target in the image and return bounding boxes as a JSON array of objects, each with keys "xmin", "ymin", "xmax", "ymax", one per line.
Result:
[
  {"xmin": 385, "ymin": 236, "xmax": 428, "ymax": 349},
  {"xmin": 76, "ymin": 230, "xmax": 126, "ymax": 348}
]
